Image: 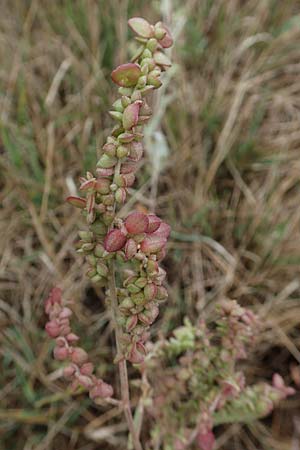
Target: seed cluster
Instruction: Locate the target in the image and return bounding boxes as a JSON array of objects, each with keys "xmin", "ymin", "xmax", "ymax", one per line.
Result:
[
  {"xmin": 45, "ymin": 17, "xmax": 173, "ymax": 398},
  {"xmin": 65, "ymin": 18, "xmax": 173, "ymax": 364}
]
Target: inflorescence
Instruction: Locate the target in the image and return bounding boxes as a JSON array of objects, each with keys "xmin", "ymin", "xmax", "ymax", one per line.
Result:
[{"xmin": 45, "ymin": 17, "xmax": 173, "ymax": 400}]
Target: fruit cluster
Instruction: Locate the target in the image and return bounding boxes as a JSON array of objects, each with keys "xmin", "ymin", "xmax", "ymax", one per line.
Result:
[{"xmin": 45, "ymin": 288, "xmax": 113, "ymax": 401}]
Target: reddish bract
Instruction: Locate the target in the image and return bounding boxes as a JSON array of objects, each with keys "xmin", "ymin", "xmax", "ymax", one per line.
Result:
[
  {"xmin": 104, "ymin": 229, "xmax": 127, "ymax": 252},
  {"xmin": 125, "ymin": 212, "xmax": 149, "ymax": 234}
]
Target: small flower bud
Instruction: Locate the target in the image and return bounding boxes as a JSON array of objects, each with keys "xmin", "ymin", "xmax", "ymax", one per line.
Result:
[
  {"xmin": 91, "ymin": 274, "xmax": 104, "ymax": 283},
  {"xmin": 90, "ymin": 221, "xmax": 107, "ymax": 235},
  {"xmin": 132, "ymin": 292, "xmax": 145, "ymax": 305},
  {"xmin": 60, "ymin": 326, "xmax": 72, "ymax": 337},
  {"xmin": 126, "ymin": 314, "xmax": 138, "ymax": 332},
  {"xmin": 54, "ymin": 346, "xmax": 69, "ymax": 361},
  {"xmin": 146, "ymin": 214, "xmax": 162, "ymax": 233},
  {"xmin": 95, "ymin": 178, "xmax": 111, "ymax": 194},
  {"xmin": 125, "ymin": 238, "xmax": 138, "ymax": 259},
  {"xmin": 96, "ymin": 167, "xmax": 114, "ymax": 177},
  {"xmin": 112, "ymin": 98, "xmax": 124, "ymax": 113},
  {"xmin": 109, "ymin": 110, "xmax": 123, "ymax": 122},
  {"xmin": 146, "ymin": 37, "xmax": 158, "ymax": 52},
  {"xmin": 116, "ymin": 145, "xmax": 129, "ymax": 158},
  {"xmin": 114, "ymin": 174, "xmax": 126, "ymax": 187},
  {"xmin": 135, "ymin": 277, "xmax": 148, "ymax": 288},
  {"xmin": 118, "ymin": 87, "xmax": 133, "ymax": 96},
  {"xmin": 96, "ymin": 262, "xmax": 109, "ymax": 277},
  {"xmin": 90, "ymin": 381, "xmax": 113, "ymax": 399},
  {"xmin": 121, "ymin": 161, "xmax": 138, "ymax": 174},
  {"xmin": 79, "ymin": 179, "xmax": 95, "ymax": 191},
  {"xmin": 104, "ymin": 145, "xmax": 117, "ymax": 160},
  {"xmin": 59, "ymin": 307, "xmax": 73, "ymax": 319},
  {"xmin": 272, "ymin": 373, "xmax": 295, "ymax": 397},
  {"xmin": 45, "ymin": 320, "xmax": 60, "ymax": 338},
  {"xmin": 86, "ymin": 255, "xmax": 96, "ymax": 267},
  {"xmin": 156, "ymin": 247, "xmax": 166, "ymax": 260},
  {"xmin": 148, "ymin": 304, "xmax": 159, "ymax": 321},
  {"xmin": 146, "ymin": 259, "xmax": 159, "ymax": 275},
  {"xmin": 144, "ymin": 283, "xmax": 158, "ymax": 300},
  {"xmin": 102, "ymin": 211, "xmax": 115, "ymax": 226},
  {"xmin": 142, "ymin": 48, "xmax": 152, "ymax": 58},
  {"xmin": 63, "ymin": 365, "xmax": 76, "ymax": 377},
  {"xmin": 156, "ymin": 285, "xmax": 168, "ymax": 300},
  {"xmin": 104, "ymin": 229, "xmax": 127, "ymax": 252},
  {"xmin": 78, "ymin": 231, "xmax": 93, "ymax": 242},
  {"xmin": 118, "ymin": 132, "xmax": 135, "ymax": 143},
  {"xmin": 155, "ymin": 22, "xmax": 173, "ymax": 48},
  {"xmin": 127, "ymin": 283, "xmax": 141, "ymax": 294},
  {"xmin": 122, "ymin": 173, "xmax": 135, "ymax": 187},
  {"xmin": 128, "ymin": 141, "xmax": 144, "ymax": 161},
  {"xmin": 137, "ymin": 115, "xmax": 151, "ymax": 125},
  {"xmin": 122, "ymin": 102, "xmax": 141, "ymax": 130},
  {"xmin": 71, "ymin": 347, "xmax": 89, "ymax": 365},
  {"xmin": 77, "ymin": 375, "xmax": 93, "ymax": 388},
  {"xmin": 49, "ymin": 287, "xmax": 62, "ymax": 304},
  {"xmin": 86, "ymin": 194, "xmax": 95, "ymax": 216},
  {"xmin": 137, "ymin": 75, "xmax": 147, "ymax": 88},
  {"xmin": 153, "ymin": 51, "xmax": 172, "ymax": 69},
  {"xmin": 86, "ymin": 267, "xmax": 97, "ymax": 278},
  {"xmin": 115, "ymin": 188, "xmax": 127, "ymax": 204},
  {"xmin": 120, "ymin": 297, "xmax": 135, "ymax": 311},
  {"xmin": 102, "ymin": 193, "xmax": 115, "ymax": 206},
  {"xmin": 97, "ymin": 154, "xmax": 117, "ymax": 169},
  {"xmin": 66, "ymin": 196, "xmax": 86, "ymax": 209},
  {"xmin": 80, "ymin": 362, "xmax": 94, "ymax": 375},
  {"xmin": 149, "ymin": 68, "xmax": 161, "ymax": 78},
  {"xmin": 140, "ymin": 235, "xmax": 167, "ymax": 254},
  {"xmin": 121, "ymin": 96, "xmax": 131, "ymax": 108},
  {"xmin": 94, "ymin": 243, "xmax": 105, "ymax": 258},
  {"xmin": 141, "ymin": 57, "xmax": 156, "ymax": 71},
  {"xmin": 128, "ymin": 17, "xmax": 154, "ymax": 38},
  {"xmin": 153, "ymin": 222, "xmax": 171, "ymax": 238},
  {"xmin": 154, "ymin": 25, "xmax": 167, "ymax": 40},
  {"xmin": 66, "ymin": 333, "xmax": 80, "ymax": 343},
  {"xmin": 157, "ymin": 267, "xmax": 167, "ymax": 283},
  {"xmin": 81, "ymin": 242, "xmax": 95, "ymax": 252},
  {"xmin": 138, "ymin": 312, "xmax": 152, "ymax": 325},
  {"xmin": 147, "ymin": 74, "xmax": 162, "ymax": 88},
  {"xmin": 141, "ymin": 64, "xmax": 149, "ymax": 75},
  {"xmin": 125, "ymin": 211, "xmax": 149, "ymax": 234},
  {"xmin": 111, "ymin": 63, "xmax": 142, "ymax": 87},
  {"xmin": 140, "ymin": 85, "xmax": 155, "ymax": 95},
  {"xmin": 127, "ymin": 342, "xmax": 145, "ymax": 364}
]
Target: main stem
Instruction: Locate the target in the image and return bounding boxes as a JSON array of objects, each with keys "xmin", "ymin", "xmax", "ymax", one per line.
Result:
[{"xmin": 109, "ymin": 261, "xmax": 143, "ymax": 450}]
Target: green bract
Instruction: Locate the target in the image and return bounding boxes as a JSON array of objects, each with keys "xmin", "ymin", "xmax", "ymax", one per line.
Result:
[{"xmin": 111, "ymin": 63, "xmax": 142, "ymax": 87}]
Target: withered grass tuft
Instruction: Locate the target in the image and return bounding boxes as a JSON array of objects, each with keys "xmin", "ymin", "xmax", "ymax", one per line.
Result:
[{"xmin": 1, "ymin": 1, "xmax": 300, "ymax": 449}]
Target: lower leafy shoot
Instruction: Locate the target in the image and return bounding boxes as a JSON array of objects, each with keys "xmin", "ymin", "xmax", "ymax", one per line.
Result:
[{"xmin": 144, "ymin": 300, "xmax": 295, "ymax": 450}]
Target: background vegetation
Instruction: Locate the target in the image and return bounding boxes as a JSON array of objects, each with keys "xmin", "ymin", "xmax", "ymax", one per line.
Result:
[{"xmin": 1, "ymin": 0, "xmax": 300, "ymax": 449}]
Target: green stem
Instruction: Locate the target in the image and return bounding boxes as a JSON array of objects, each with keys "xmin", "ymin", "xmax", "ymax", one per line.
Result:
[{"xmin": 109, "ymin": 260, "xmax": 143, "ymax": 450}]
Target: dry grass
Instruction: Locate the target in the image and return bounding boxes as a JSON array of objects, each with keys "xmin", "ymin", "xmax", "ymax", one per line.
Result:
[{"xmin": 1, "ymin": 0, "xmax": 300, "ymax": 449}]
